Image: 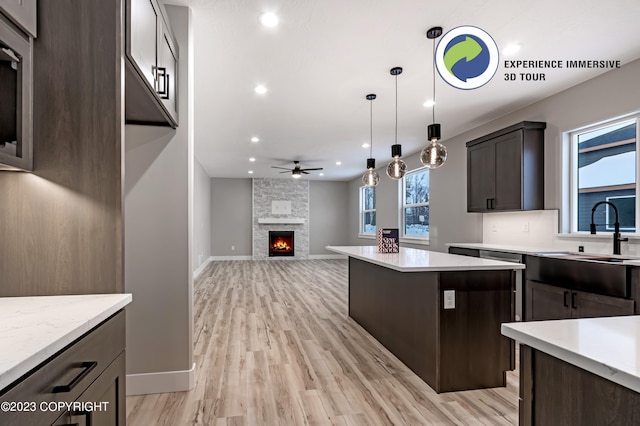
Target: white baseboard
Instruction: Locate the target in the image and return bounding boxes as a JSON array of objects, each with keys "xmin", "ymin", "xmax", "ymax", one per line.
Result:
[
  {"xmin": 308, "ymin": 254, "xmax": 348, "ymax": 260},
  {"xmin": 210, "ymin": 255, "xmax": 253, "ymax": 261},
  {"xmin": 193, "ymin": 258, "xmax": 212, "ymax": 278},
  {"xmin": 126, "ymin": 362, "xmax": 196, "ymax": 396}
]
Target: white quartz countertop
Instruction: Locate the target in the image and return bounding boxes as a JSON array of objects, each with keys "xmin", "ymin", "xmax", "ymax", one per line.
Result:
[
  {"xmin": 502, "ymin": 316, "xmax": 640, "ymax": 393},
  {"xmin": 0, "ymin": 293, "xmax": 132, "ymax": 391},
  {"xmin": 326, "ymin": 245, "xmax": 525, "ymax": 272}
]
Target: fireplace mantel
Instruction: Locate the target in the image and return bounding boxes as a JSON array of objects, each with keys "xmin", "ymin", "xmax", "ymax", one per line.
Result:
[{"xmin": 258, "ymin": 218, "xmax": 305, "ymax": 224}]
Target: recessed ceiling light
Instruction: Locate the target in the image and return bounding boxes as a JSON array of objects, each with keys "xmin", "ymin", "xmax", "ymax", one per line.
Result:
[
  {"xmin": 249, "ymin": 157, "xmax": 256, "ymax": 162},
  {"xmin": 319, "ymin": 173, "xmax": 324, "ymax": 176},
  {"xmin": 254, "ymin": 85, "xmax": 268, "ymax": 94},
  {"xmin": 423, "ymin": 99, "xmax": 435, "ymax": 107},
  {"xmin": 336, "ymin": 161, "xmax": 342, "ymax": 165},
  {"xmin": 362, "ymin": 143, "xmax": 370, "ymax": 148},
  {"xmin": 502, "ymin": 44, "xmax": 521, "ymax": 55},
  {"xmin": 259, "ymin": 12, "xmax": 279, "ymax": 28},
  {"xmin": 250, "ymin": 137, "xmax": 259, "ymax": 143},
  {"xmin": 248, "ymin": 170, "xmax": 254, "ymax": 174}
]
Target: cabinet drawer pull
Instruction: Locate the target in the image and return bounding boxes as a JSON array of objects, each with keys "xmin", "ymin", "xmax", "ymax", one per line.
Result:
[
  {"xmin": 52, "ymin": 361, "xmax": 97, "ymax": 393},
  {"xmin": 563, "ymin": 291, "xmax": 569, "ymax": 307},
  {"xmin": 571, "ymin": 292, "xmax": 578, "ymax": 309}
]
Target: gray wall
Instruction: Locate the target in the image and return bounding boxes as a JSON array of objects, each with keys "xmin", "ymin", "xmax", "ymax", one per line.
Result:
[
  {"xmin": 346, "ymin": 58, "xmax": 640, "ymax": 252},
  {"xmin": 211, "ymin": 178, "xmax": 253, "ymax": 256},
  {"xmin": 124, "ymin": 5, "xmax": 193, "ymax": 382},
  {"xmin": 210, "ymin": 178, "xmax": 351, "ymax": 256},
  {"xmin": 309, "ymin": 181, "xmax": 350, "ymax": 255},
  {"xmin": 194, "ymin": 159, "xmax": 211, "ymax": 269}
]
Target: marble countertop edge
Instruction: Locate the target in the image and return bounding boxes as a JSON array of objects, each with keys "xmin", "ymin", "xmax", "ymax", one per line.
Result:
[{"xmin": 0, "ymin": 294, "xmax": 132, "ymax": 391}]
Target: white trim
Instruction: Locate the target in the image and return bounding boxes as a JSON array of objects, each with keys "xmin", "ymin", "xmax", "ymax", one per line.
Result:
[
  {"xmin": 193, "ymin": 257, "xmax": 212, "ymax": 278},
  {"xmin": 358, "ymin": 233, "xmax": 376, "ymax": 239},
  {"xmin": 126, "ymin": 362, "xmax": 196, "ymax": 396},
  {"xmin": 309, "ymin": 254, "xmax": 348, "ymax": 259},
  {"xmin": 210, "ymin": 255, "xmax": 253, "ymax": 261},
  {"xmin": 400, "ymin": 237, "xmax": 430, "ymax": 246},
  {"xmin": 258, "ymin": 218, "xmax": 305, "ymax": 224}
]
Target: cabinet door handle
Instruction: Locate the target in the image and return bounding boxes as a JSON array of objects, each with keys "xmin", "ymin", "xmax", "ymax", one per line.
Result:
[
  {"xmin": 491, "ymin": 198, "xmax": 496, "ymax": 209},
  {"xmin": 571, "ymin": 292, "xmax": 578, "ymax": 309},
  {"xmin": 563, "ymin": 291, "xmax": 569, "ymax": 307},
  {"xmin": 156, "ymin": 67, "xmax": 170, "ymax": 99},
  {"xmin": 486, "ymin": 199, "xmax": 491, "ymax": 209},
  {"xmin": 52, "ymin": 361, "xmax": 97, "ymax": 393}
]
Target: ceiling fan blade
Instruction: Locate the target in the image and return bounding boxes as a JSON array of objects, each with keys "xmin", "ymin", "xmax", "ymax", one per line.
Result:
[
  {"xmin": 271, "ymin": 166, "xmax": 291, "ymax": 170},
  {"xmin": 301, "ymin": 171, "xmax": 310, "ymax": 174},
  {"xmin": 279, "ymin": 170, "xmax": 290, "ymax": 173},
  {"xmin": 300, "ymin": 168, "xmax": 323, "ymax": 171}
]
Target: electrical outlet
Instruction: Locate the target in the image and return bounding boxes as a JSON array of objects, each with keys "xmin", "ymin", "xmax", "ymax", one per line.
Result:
[
  {"xmin": 231, "ymin": 245, "xmax": 235, "ymax": 251},
  {"xmin": 443, "ymin": 290, "xmax": 455, "ymax": 309},
  {"xmin": 491, "ymin": 224, "xmax": 497, "ymax": 233},
  {"xmin": 523, "ymin": 221, "xmax": 529, "ymax": 232}
]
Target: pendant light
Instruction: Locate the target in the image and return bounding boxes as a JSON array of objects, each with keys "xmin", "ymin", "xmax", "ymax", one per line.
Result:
[
  {"xmin": 420, "ymin": 27, "xmax": 448, "ymax": 169},
  {"xmin": 362, "ymin": 94, "xmax": 380, "ymax": 187},
  {"xmin": 386, "ymin": 67, "xmax": 407, "ymax": 180}
]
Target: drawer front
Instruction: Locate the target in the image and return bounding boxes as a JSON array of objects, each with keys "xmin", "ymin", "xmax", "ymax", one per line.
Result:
[{"xmin": 0, "ymin": 311, "xmax": 125, "ymax": 426}]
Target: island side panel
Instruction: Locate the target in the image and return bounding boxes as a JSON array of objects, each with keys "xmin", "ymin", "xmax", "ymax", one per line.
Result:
[
  {"xmin": 438, "ymin": 270, "xmax": 512, "ymax": 392},
  {"xmin": 526, "ymin": 348, "xmax": 640, "ymax": 425},
  {"xmin": 348, "ymin": 257, "xmax": 439, "ymax": 390}
]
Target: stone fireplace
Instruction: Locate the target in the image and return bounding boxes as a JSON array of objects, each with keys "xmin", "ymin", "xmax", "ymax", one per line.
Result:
[
  {"xmin": 253, "ymin": 178, "xmax": 309, "ymax": 260},
  {"xmin": 269, "ymin": 231, "xmax": 294, "ymax": 257}
]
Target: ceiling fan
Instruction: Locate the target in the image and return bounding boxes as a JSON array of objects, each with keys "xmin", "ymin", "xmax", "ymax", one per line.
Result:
[{"xmin": 271, "ymin": 161, "xmax": 323, "ymax": 179}]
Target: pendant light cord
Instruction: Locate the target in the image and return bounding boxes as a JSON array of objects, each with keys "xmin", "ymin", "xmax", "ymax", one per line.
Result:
[
  {"xmin": 395, "ymin": 73, "xmax": 398, "ymax": 145},
  {"xmin": 369, "ymin": 98, "xmax": 373, "ymax": 158},
  {"xmin": 432, "ymin": 38, "xmax": 436, "ymax": 124}
]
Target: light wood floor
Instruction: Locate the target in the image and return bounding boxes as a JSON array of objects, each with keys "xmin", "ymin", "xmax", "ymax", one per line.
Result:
[{"xmin": 126, "ymin": 259, "xmax": 519, "ymax": 425}]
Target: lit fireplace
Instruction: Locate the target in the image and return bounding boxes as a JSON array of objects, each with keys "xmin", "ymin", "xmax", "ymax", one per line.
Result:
[{"xmin": 269, "ymin": 231, "xmax": 294, "ymax": 257}]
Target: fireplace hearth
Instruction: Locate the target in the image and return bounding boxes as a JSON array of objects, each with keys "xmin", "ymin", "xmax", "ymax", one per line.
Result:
[{"xmin": 269, "ymin": 231, "xmax": 294, "ymax": 257}]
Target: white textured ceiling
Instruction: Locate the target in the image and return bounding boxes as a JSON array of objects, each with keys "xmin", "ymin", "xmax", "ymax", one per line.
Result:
[{"xmin": 166, "ymin": 0, "xmax": 640, "ymax": 180}]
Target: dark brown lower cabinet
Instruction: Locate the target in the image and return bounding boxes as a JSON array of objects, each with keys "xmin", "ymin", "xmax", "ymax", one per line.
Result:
[
  {"xmin": 520, "ymin": 345, "xmax": 640, "ymax": 425},
  {"xmin": 0, "ymin": 311, "xmax": 126, "ymax": 426},
  {"xmin": 525, "ymin": 280, "xmax": 634, "ymax": 321}
]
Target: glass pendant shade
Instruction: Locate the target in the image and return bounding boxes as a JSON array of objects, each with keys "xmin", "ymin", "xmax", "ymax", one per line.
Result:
[
  {"xmin": 362, "ymin": 168, "xmax": 380, "ymax": 186},
  {"xmin": 292, "ymin": 170, "xmax": 301, "ymax": 178},
  {"xmin": 421, "ymin": 140, "xmax": 448, "ymax": 169},
  {"xmin": 386, "ymin": 157, "xmax": 407, "ymax": 179},
  {"xmin": 386, "ymin": 144, "xmax": 406, "ymax": 179}
]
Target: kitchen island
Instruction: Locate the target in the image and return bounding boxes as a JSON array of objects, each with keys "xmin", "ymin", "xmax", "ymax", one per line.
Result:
[
  {"xmin": 327, "ymin": 245, "xmax": 524, "ymax": 393},
  {"xmin": 503, "ymin": 316, "xmax": 640, "ymax": 425}
]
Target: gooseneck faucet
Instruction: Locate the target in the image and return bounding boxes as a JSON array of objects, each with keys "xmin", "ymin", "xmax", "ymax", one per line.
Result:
[{"xmin": 590, "ymin": 201, "xmax": 629, "ymax": 255}]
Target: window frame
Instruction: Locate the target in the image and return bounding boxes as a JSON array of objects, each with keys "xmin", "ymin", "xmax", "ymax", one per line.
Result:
[
  {"xmin": 401, "ymin": 167, "xmax": 430, "ymax": 240},
  {"xmin": 359, "ymin": 185, "xmax": 376, "ymax": 236},
  {"xmin": 568, "ymin": 114, "xmax": 640, "ymax": 234}
]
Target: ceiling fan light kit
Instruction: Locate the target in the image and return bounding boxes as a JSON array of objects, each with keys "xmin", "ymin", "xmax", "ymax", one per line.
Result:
[
  {"xmin": 386, "ymin": 67, "xmax": 407, "ymax": 180},
  {"xmin": 271, "ymin": 160, "xmax": 323, "ymax": 178},
  {"xmin": 421, "ymin": 26, "xmax": 448, "ymax": 169},
  {"xmin": 362, "ymin": 93, "xmax": 380, "ymax": 187}
]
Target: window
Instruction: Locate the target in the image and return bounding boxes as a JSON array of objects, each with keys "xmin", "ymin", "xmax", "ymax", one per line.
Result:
[
  {"xmin": 360, "ymin": 186, "xmax": 376, "ymax": 235},
  {"xmin": 402, "ymin": 168, "xmax": 429, "ymax": 238},
  {"xmin": 570, "ymin": 116, "xmax": 638, "ymax": 233}
]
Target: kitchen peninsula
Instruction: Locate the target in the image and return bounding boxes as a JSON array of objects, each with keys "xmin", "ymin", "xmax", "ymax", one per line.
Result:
[
  {"xmin": 326, "ymin": 245, "xmax": 524, "ymax": 393},
  {"xmin": 503, "ymin": 317, "xmax": 640, "ymax": 425}
]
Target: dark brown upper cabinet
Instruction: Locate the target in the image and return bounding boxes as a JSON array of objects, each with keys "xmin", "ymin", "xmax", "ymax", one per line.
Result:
[
  {"xmin": 125, "ymin": 0, "xmax": 178, "ymax": 128},
  {"xmin": 466, "ymin": 121, "xmax": 546, "ymax": 212},
  {"xmin": 0, "ymin": 10, "xmax": 33, "ymax": 171}
]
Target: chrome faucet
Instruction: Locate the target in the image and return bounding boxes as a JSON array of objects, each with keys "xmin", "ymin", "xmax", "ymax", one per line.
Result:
[{"xmin": 590, "ymin": 201, "xmax": 629, "ymax": 255}]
